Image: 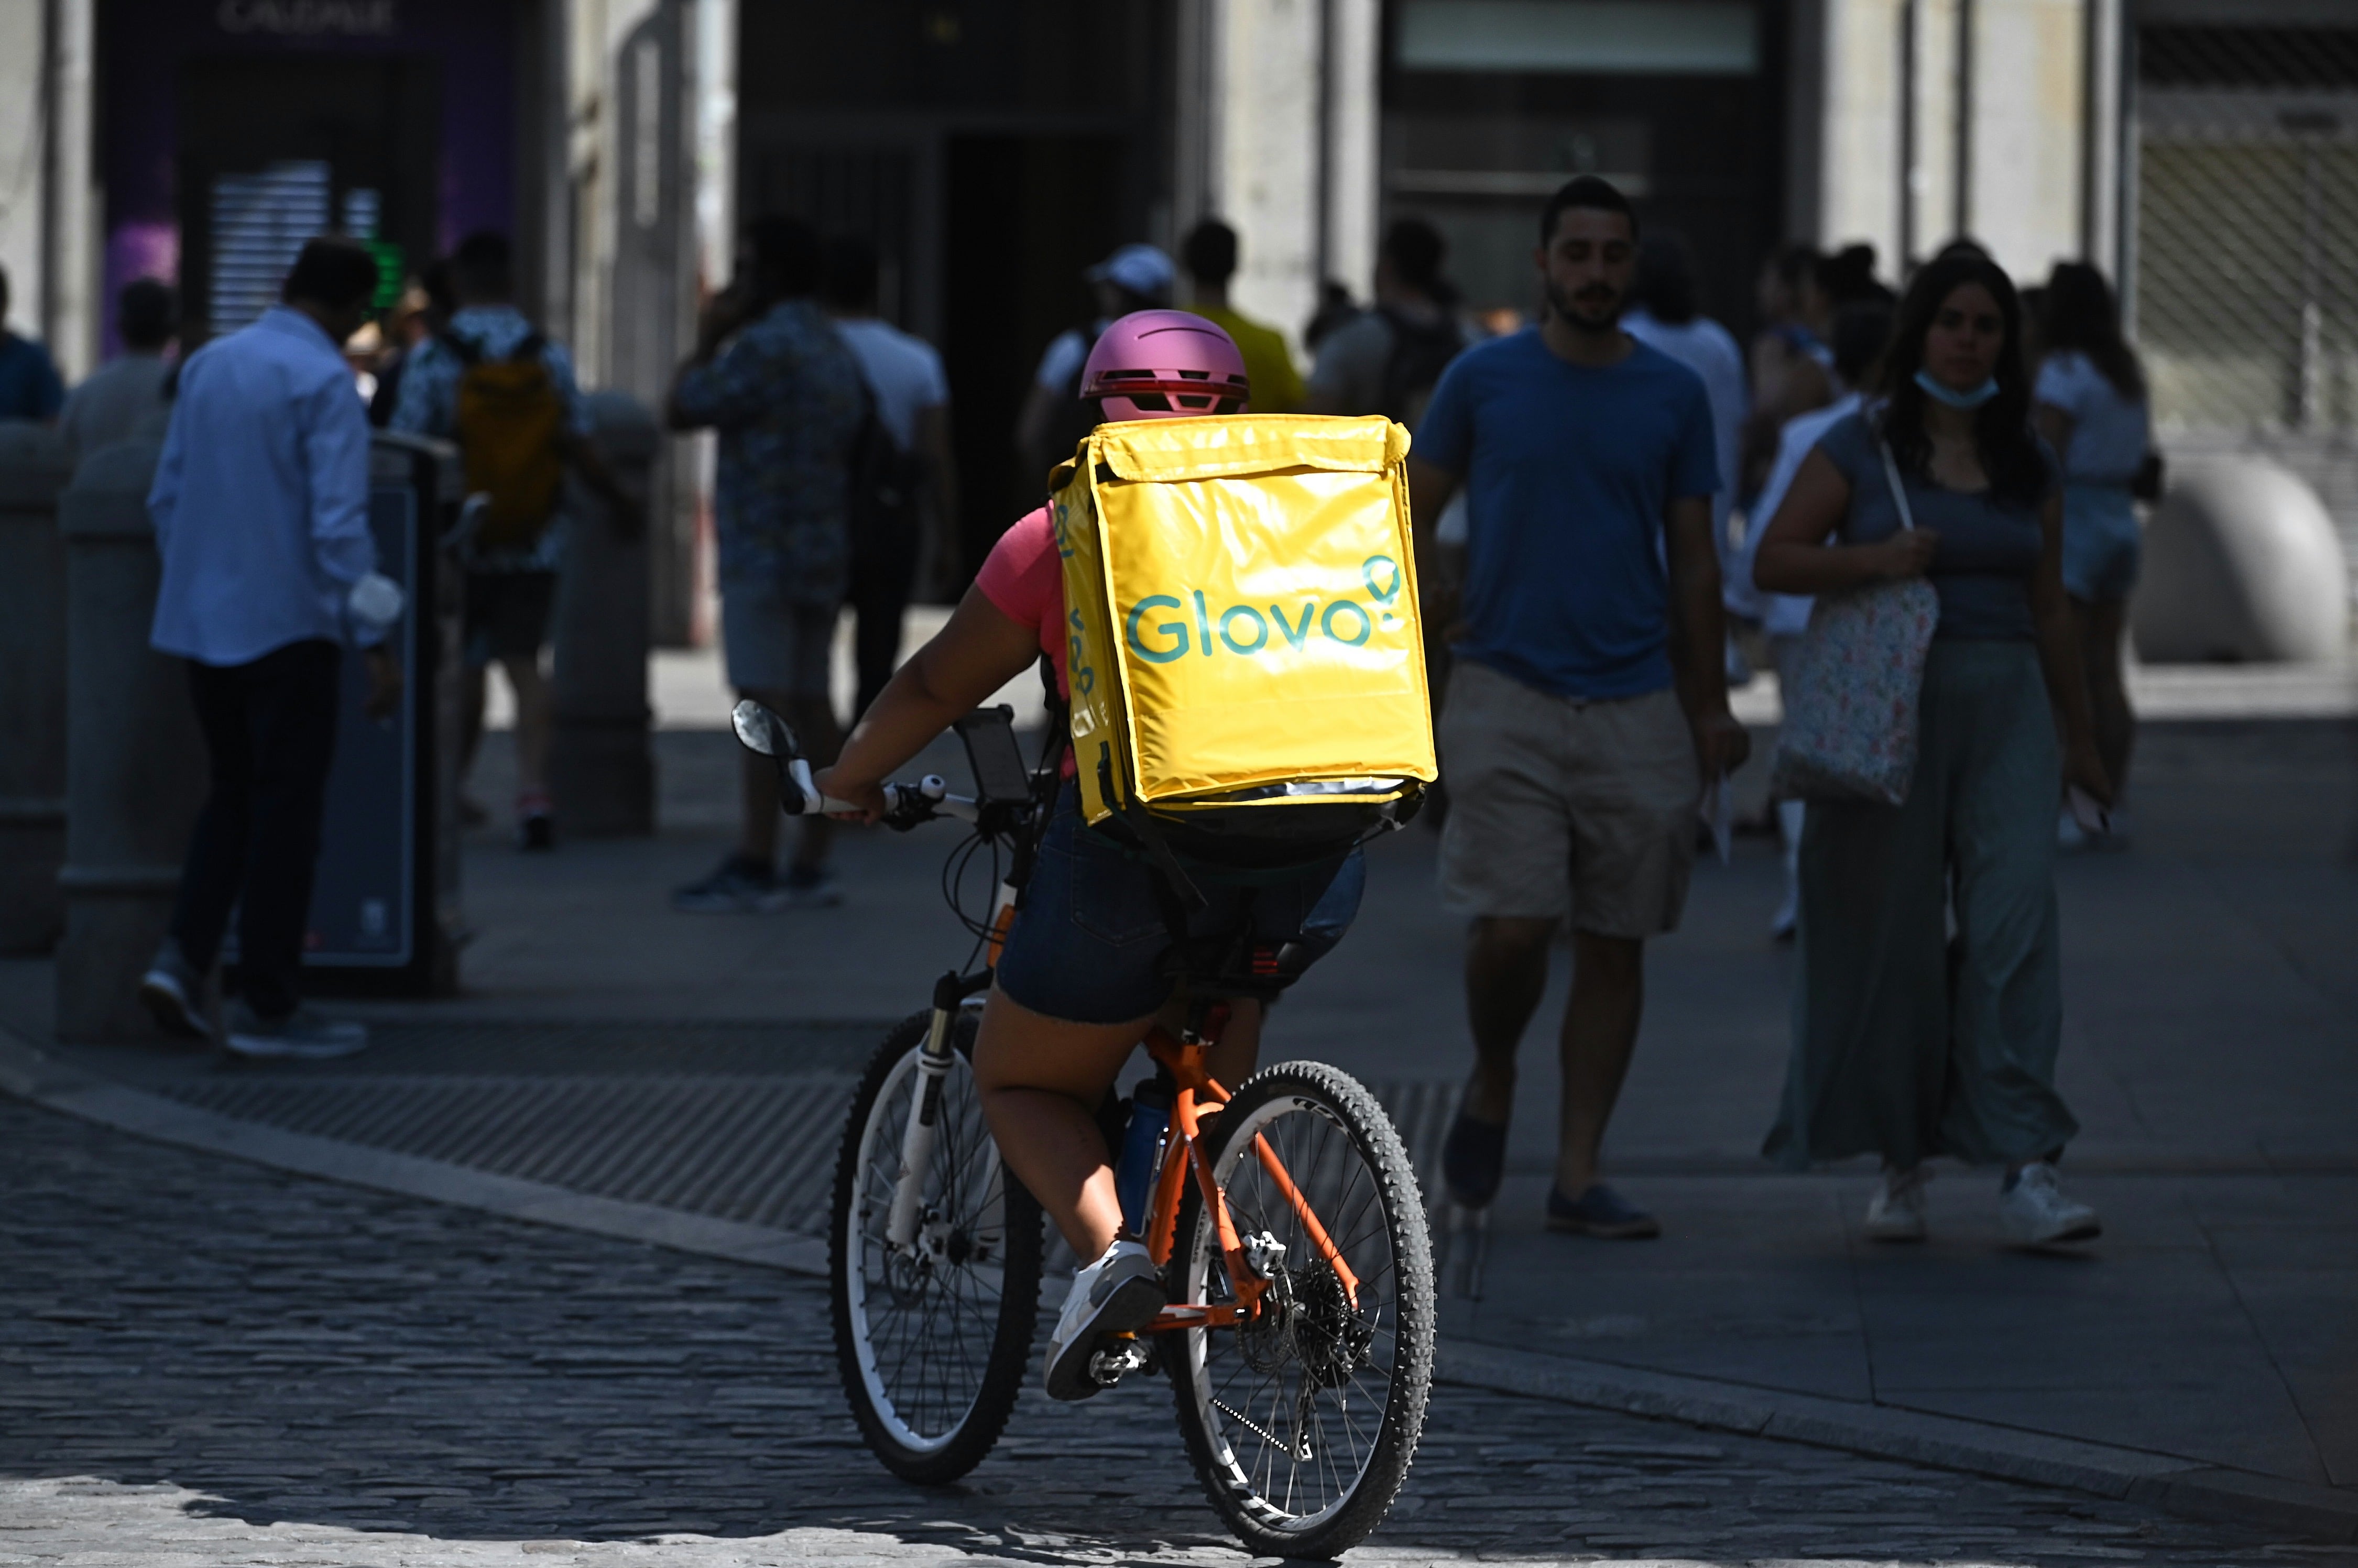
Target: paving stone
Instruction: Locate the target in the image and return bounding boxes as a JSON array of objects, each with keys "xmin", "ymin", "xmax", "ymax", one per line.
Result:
[{"xmin": 0, "ymin": 1097, "xmax": 2334, "ymax": 1566}]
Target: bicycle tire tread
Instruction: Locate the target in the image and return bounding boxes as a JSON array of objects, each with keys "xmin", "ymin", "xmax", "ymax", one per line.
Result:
[{"xmin": 1163, "ymin": 1058, "xmax": 1436, "ymax": 1559}]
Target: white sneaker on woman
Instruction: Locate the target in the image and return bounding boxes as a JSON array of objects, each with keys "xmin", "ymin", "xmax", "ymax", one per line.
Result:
[
  {"xmin": 1863, "ymin": 1167, "xmax": 1928, "ymax": 1242},
  {"xmin": 1999, "ymin": 1162, "xmax": 2101, "ymax": 1247},
  {"xmin": 1042, "ymin": 1238, "xmax": 1165, "ymax": 1401}
]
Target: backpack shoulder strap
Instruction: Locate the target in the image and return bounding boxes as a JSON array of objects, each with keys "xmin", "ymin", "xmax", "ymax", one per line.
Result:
[
  {"xmin": 444, "ymin": 332, "xmax": 482, "ymax": 367},
  {"xmin": 511, "ymin": 332, "xmax": 548, "ymax": 365}
]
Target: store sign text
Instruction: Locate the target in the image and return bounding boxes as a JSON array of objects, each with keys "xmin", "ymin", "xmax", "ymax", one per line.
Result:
[{"xmin": 217, "ymin": 0, "xmax": 398, "ymax": 36}]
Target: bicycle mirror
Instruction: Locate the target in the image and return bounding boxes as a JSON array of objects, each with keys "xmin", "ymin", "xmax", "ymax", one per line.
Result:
[{"xmin": 730, "ymin": 699, "xmax": 800, "ymax": 760}]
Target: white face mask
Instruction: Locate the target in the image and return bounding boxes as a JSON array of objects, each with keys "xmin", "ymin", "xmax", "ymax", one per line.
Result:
[{"xmin": 1914, "ymin": 368, "xmax": 2000, "ymax": 409}]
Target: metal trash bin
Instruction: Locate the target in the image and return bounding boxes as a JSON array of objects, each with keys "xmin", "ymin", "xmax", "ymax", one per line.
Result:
[{"xmin": 260, "ymin": 431, "xmax": 467, "ymax": 996}]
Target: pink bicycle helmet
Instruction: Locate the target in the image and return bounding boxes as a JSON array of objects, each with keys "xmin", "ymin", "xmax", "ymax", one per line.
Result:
[{"xmin": 1081, "ymin": 310, "xmax": 1250, "ymax": 420}]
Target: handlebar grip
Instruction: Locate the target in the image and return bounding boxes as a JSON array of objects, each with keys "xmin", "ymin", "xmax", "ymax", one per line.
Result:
[{"xmin": 784, "ymin": 780, "xmax": 904, "ymax": 818}]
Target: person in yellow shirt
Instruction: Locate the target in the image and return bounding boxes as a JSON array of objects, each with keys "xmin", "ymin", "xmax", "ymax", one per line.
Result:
[{"xmin": 1180, "ymin": 219, "xmax": 1305, "ymax": 414}]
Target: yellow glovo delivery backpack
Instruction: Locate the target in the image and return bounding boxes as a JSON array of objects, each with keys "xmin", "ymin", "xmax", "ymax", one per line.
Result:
[{"xmin": 1050, "ymin": 413, "xmax": 1437, "ymax": 896}]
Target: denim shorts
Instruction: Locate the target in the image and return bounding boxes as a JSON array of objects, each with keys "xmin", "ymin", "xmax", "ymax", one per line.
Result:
[
  {"xmin": 2060, "ymin": 484, "xmax": 2141, "ymax": 604},
  {"xmin": 718, "ymin": 574, "xmax": 836, "ymax": 699},
  {"xmin": 994, "ymin": 786, "xmax": 1367, "ymax": 1025}
]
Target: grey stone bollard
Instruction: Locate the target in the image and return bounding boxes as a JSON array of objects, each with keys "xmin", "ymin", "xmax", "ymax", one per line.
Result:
[
  {"xmin": 56, "ymin": 438, "xmax": 206, "ymax": 1042},
  {"xmin": 2132, "ymin": 457, "xmax": 2352, "ymax": 663},
  {"xmin": 550, "ymin": 391, "xmax": 660, "ymax": 836},
  {"xmin": 0, "ymin": 424, "xmax": 75, "ymax": 953}
]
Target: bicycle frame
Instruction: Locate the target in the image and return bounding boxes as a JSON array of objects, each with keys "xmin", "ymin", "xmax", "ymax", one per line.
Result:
[
  {"xmin": 830, "ymin": 696, "xmax": 1361, "ymax": 1340},
  {"xmin": 878, "ymin": 988, "xmax": 1363, "ymax": 1333},
  {"xmin": 883, "ymin": 968, "xmax": 996, "ymax": 1253},
  {"xmin": 1135, "ymin": 1010, "xmax": 1362, "ymax": 1335}
]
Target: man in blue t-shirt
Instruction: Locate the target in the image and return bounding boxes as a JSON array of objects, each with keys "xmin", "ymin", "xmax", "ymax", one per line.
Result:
[{"xmin": 1409, "ymin": 176, "xmax": 1750, "ymax": 1241}]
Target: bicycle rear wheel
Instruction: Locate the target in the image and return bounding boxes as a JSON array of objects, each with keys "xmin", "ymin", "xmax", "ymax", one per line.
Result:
[
  {"xmin": 830, "ymin": 1008, "xmax": 1043, "ymax": 1483},
  {"xmin": 1165, "ymin": 1059, "xmax": 1435, "ymax": 1558}
]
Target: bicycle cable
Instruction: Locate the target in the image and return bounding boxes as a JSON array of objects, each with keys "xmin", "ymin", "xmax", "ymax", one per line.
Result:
[{"xmin": 940, "ymin": 826, "xmax": 1003, "ymax": 972}]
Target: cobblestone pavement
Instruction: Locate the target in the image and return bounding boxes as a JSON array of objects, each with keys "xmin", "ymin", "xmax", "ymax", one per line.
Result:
[{"xmin": 1, "ymin": 1100, "xmax": 2337, "ymax": 1567}]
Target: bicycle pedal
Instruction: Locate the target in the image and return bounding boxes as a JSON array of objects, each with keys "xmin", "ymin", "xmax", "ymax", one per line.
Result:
[{"xmin": 1089, "ymin": 1337, "xmax": 1152, "ymax": 1387}]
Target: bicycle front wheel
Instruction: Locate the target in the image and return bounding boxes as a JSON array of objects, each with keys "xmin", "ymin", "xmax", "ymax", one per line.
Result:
[
  {"xmin": 829, "ymin": 1008, "xmax": 1044, "ymax": 1484},
  {"xmin": 1166, "ymin": 1059, "xmax": 1436, "ymax": 1558}
]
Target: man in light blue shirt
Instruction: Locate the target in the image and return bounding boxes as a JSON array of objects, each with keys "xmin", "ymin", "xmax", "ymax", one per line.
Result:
[{"xmin": 139, "ymin": 237, "xmax": 403, "ymax": 1061}]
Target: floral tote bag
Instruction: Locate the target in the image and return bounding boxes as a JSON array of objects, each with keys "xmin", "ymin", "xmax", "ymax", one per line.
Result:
[{"xmin": 1767, "ymin": 441, "xmax": 1941, "ymax": 806}]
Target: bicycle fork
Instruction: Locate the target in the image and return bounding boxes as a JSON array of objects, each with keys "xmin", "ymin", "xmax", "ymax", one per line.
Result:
[{"xmin": 886, "ymin": 970, "xmax": 982, "ymax": 1252}]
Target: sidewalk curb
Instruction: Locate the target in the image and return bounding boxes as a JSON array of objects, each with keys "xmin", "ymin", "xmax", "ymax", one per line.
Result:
[
  {"xmin": 7, "ymin": 1024, "xmax": 2354, "ymax": 1544},
  {"xmin": 0, "ymin": 1025, "xmax": 827, "ymax": 1276},
  {"xmin": 1437, "ymin": 1342, "xmax": 2358, "ymax": 1544}
]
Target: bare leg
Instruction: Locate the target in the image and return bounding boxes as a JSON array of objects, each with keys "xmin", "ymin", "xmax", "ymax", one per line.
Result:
[
  {"xmin": 502, "ymin": 652, "xmax": 552, "ymax": 798},
  {"xmin": 973, "ymin": 986, "xmax": 1156, "ymax": 1258},
  {"xmin": 2073, "ymin": 597, "xmax": 2134, "ymax": 801},
  {"xmin": 1203, "ymin": 997, "xmax": 1264, "ymax": 1098},
  {"xmin": 1461, "ymin": 916, "xmax": 1557, "ymax": 1124},
  {"xmin": 1554, "ymin": 930, "xmax": 1645, "ymax": 1196}
]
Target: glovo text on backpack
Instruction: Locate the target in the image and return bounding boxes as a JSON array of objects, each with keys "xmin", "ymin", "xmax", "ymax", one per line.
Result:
[{"xmin": 1051, "ymin": 414, "xmax": 1437, "ymax": 836}]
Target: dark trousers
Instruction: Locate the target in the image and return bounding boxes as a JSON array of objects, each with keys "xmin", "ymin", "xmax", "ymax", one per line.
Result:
[
  {"xmin": 849, "ymin": 519, "xmax": 919, "ymax": 723},
  {"xmin": 169, "ymin": 639, "xmax": 343, "ymax": 1019}
]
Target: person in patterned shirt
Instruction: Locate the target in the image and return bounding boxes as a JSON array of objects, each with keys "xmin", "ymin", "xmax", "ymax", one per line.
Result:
[{"xmin": 666, "ymin": 215, "xmax": 866, "ymax": 912}]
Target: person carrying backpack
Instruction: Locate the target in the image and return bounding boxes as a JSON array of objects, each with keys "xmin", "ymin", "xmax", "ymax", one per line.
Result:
[
  {"xmin": 1014, "ymin": 244, "xmax": 1173, "ymax": 487},
  {"xmin": 1305, "ymin": 217, "xmax": 1470, "ymax": 427},
  {"xmin": 390, "ymin": 231, "xmax": 638, "ymax": 849},
  {"xmin": 813, "ymin": 313, "xmax": 1410, "ymax": 1401}
]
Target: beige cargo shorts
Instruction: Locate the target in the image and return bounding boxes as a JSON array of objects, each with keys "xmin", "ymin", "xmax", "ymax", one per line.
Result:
[{"xmin": 1437, "ymin": 659, "xmax": 1701, "ymax": 938}]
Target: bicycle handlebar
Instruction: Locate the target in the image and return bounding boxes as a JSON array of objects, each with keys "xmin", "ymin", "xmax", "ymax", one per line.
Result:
[
  {"xmin": 799, "ymin": 770, "xmax": 980, "ymax": 829},
  {"xmin": 732, "ymin": 698, "xmax": 980, "ymax": 829}
]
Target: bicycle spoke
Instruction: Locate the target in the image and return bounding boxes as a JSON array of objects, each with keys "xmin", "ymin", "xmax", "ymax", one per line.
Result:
[{"xmin": 845, "ymin": 1048, "xmax": 1014, "ymax": 1447}]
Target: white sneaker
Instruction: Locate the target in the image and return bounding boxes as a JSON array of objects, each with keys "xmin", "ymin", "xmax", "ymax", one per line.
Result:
[
  {"xmin": 137, "ymin": 940, "xmax": 215, "ymax": 1040},
  {"xmin": 2057, "ymin": 808, "xmax": 2089, "ymax": 851},
  {"xmin": 1863, "ymin": 1167, "xmax": 1928, "ymax": 1242},
  {"xmin": 223, "ymin": 1004, "xmax": 369, "ymax": 1061},
  {"xmin": 1042, "ymin": 1238, "xmax": 1165, "ymax": 1401},
  {"xmin": 1999, "ymin": 1162, "xmax": 2101, "ymax": 1247},
  {"xmin": 1769, "ymin": 886, "xmax": 1798, "ymax": 943}
]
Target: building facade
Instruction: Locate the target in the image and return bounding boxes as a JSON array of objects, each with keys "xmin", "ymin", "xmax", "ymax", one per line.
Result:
[{"xmin": 5, "ymin": 0, "xmax": 2353, "ymax": 630}]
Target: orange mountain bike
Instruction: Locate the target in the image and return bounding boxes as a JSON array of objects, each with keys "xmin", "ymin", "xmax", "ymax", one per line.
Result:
[{"xmin": 735, "ymin": 700, "xmax": 1435, "ymax": 1559}]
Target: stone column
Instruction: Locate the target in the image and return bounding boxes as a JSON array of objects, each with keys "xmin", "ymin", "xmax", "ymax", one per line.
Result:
[
  {"xmin": 551, "ymin": 391, "xmax": 660, "ymax": 836},
  {"xmin": 0, "ymin": 424, "xmax": 74, "ymax": 952},
  {"xmin": 56, "ymin": 438, "xmax": 205, "ymax": 1042}
]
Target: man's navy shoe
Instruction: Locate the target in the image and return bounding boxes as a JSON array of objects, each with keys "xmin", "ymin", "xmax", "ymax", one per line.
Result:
[
  {"xmin": 1440, "ymin": 1112, "xmax": 1508, "ymax": 1209},
  {"xmin": 1546, "ymin": 1183, "xmax": 1661, "ymax": 1239}
]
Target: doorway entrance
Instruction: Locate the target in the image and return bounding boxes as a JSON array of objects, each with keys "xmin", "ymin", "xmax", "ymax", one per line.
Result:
[
  {"xmin": 942, "ymin": 134, "xmax": 1130, "ymax": 570},
  {"xmin": 176, "ymin": 58, "xmax": 440, "ymax": 346}
]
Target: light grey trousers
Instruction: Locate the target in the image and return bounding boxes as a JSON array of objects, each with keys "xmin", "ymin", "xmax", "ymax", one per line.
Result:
[{"xmin": 1764, "ymin": 639, "xmax": 2081, "ymax": 1171}]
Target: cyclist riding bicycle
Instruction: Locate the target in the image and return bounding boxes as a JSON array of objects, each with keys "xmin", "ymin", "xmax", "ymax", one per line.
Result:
[{"xmin": 816, "ymin": 310, "xmax": 1367, "ymax": 1401}]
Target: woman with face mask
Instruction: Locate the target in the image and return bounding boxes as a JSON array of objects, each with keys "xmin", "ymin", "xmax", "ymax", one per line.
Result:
[{"xmin": 1750, "ymin": 250, "xmax": 2113, "ymax": 1252}]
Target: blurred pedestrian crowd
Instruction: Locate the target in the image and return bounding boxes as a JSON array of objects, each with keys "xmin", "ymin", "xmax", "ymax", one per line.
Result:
[
  {"xmin": 1348, "ymin": 184, "xmax": 2153, "ymax": 1258},
  {"xmin": 8, "ymin": 179, "xmax": 2154, "ymax": 1204}
]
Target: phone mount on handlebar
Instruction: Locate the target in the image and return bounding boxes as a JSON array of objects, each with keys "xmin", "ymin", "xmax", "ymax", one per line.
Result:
[{"xmin": 951, "ymin": 706, "xmax": 1032, "ymax": 809}]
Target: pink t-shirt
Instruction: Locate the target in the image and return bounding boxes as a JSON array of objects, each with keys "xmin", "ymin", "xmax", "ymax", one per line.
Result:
[
  {"xmin": 974, "ymin": 505, "xmax": 1068, "ymax": 700},
  {"xmin": 973, "ymin": 506, "xmax": 1079, "ymax": 777}
]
